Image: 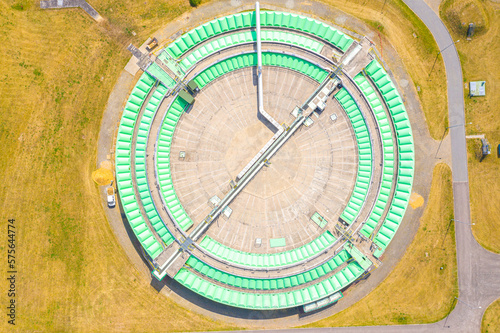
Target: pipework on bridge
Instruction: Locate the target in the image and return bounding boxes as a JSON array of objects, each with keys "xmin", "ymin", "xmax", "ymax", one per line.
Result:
[
  {"xmin": 154, "ymin": 69, "xmax": 341, "ymax": 280},
  {"xmin": 110, "ymin": 0, "xmax": 400, "ymax": 313}
]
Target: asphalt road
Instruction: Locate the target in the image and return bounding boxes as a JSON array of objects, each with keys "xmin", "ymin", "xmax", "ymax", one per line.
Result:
[
  {"xmin": 402, "ymin": 0, "xmax": 500, "ymax": 332},
  {"xmin": 207, "ymin": 0, "xmax": 500, "ymax": 332}
]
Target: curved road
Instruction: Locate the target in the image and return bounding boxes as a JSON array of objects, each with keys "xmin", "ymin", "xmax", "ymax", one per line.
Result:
[
  {"xmin": 212, "ymin": 0, "xmax": 500, "ymax": 332},
  {"xmin": 402, "ymin": 1, "xmax": 500, "ymax": 332}
]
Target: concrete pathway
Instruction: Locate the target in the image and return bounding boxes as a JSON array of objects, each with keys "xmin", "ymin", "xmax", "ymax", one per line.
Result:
[
  {"xmin": 466, "ymin": 134, "xmax": 485, "ymax": 139},
  {"xmin": 422, "ymin": 0, "xmax": 442, "ymax": 14},
  {"xmin": 40, "ymin": 0, "xmax": 103, "ymax": 21}
]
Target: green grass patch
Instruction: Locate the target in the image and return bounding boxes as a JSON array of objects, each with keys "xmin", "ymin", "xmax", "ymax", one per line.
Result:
[
  {"xmin": 11, "ymin": 3, "xmax": 24, "ymax": 11},
  {"xmin": 440, "ymin": 0, "xmax": 489, "ymax": 38},
  {"xmin": 190, "ymin": 0, "xmax": 202, "ymax": 7},
  {"xmin": 366, "ymin": 20, "xmax": 385, "ymax": 32}
]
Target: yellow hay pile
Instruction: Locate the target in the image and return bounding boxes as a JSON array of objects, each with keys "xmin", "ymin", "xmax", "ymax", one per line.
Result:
[
  {"xmin": 409, "ymin": 192, "xmax": 424, "ymax": 209},
  {"xmin": 92, "ymin": 161, "xmax": 114, "ymax": 185}
]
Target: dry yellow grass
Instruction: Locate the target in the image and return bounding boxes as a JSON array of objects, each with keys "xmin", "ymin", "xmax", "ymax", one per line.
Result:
[
  {"xmin": 440, "ymin": 0, "xmax": 500, "ymax": 253},
  {"xmin": 0, "ymin": 0, "xmax": 451, "ymax": 331},
  {"xmin": 304, "ymin": 163, "xmax": 457, "ymax": 327},
  {"xmin": 440, "ymin": 1, "xmax": 500, "ymax": 331},
  {"xmin": 441, "ymin": 0, "xmax": 500, "ymax": 252},
  {"xmin": 319, "ymin": 0, "xmax": 448, "ymax": 139},
  {"xmin": 482, "ymin": 298, "xmax": 500, "ymax": 333},
  {"xmin": 0, "ymin": 1, "xmax": 237, "ymax": 332},
  {"xmin": 441, "ymin": 0, "xmax": 500, "ymax": 253}
]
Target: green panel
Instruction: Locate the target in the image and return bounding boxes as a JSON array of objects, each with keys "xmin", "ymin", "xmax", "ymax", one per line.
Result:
[
  {"xmin": 311, "ymin": 212, "xmax": 328, "ymax": 228},
  {"xmin": 164, "ymin": 11, "xmax": 352, "ymax": 61},
  {"xmin": 344, "ymin": 242, "xmax": 372, "ymax": 270},
  {"xmin": 270, "ymin": 238, "xmax": 286, "ymax": 248},
  {"xmin": 335, "ymin": 88, "xmax": 372, "ymax": 225},
  {"xmin": 155, "ymin": 96, "xmax": 194, "ymax": 232},
  {"xmin": 134, "ymin": 85, "xmax": 175, "ymax": 246},
  {"xmin": 180, "ymin": 30, "xmax": 323, "ymax": 70},
  {"xmin": 173, "ymin": 261, "xmax": 363, "ymax": 310},
  {"xmin": 200, "ymin": 231, "xmax": 336, "ymax": 268},
  {"xmin": 146, "ymin": 63, "xmax": 176, "ymax": 88},
  {"xmin": 193, "ymin": 52, "xmax": 327, "ymax": 90},
  {"xmin": 115, "ymin": 72, "xmax": 163, "ymax": 260},
  {"xmin": 363, "ymin": 60, "xmax": 415, "ymax": 251}
]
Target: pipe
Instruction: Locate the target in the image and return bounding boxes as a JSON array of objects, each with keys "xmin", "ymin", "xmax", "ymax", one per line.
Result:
[
  {"xmin": 255, "ymin": 2, "xmax": 282, "ymax": 133},
  {"xmin": 256, "ymin": 2, "xmax": 264, "ymax": 112}
]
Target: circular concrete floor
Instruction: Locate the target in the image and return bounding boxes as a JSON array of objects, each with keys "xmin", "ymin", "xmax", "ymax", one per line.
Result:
[{"xmin": 169, "ymin": 67, "xmax": 357, "ymax": 254}]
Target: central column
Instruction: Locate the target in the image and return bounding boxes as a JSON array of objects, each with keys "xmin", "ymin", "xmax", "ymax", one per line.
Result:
[{"xmin": 256, "ymin": 1, "xmax": 264, "ymax": 113}]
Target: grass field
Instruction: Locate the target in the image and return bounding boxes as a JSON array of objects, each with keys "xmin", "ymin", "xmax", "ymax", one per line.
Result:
[
  {"xmin": 303, "ymin": 163, "xmax": 458, "ymax": 327},
  {"xmin": 0, "ymin": 1, "xmax": 238, "ymax": 331},
  {"xmin": 0, "ymin": 0, "xmax": 451, "ymax": 331},
  {"xmin": 440, "ymin": 1, "xmax": 500, "ymax": 331},
  {"xmin": 482, "ymin": 298, "xmax": 500, "ymax": 333},
  {"xmin": 440, "ymin": 0, "xmax": 500, "ymax": 254}
]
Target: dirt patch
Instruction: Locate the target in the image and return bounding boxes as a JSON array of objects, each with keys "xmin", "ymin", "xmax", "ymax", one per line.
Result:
[
  {"xmin": 409, "ymin": 192, "xmax": 424, "ymax": 209},
  {"xmin": 92, "ymin": 160, "xmax": 114, "ymax": 185}
]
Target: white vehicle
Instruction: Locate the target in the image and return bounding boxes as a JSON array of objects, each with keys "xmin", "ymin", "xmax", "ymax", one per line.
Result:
[{"xmin": 107, "ymin": 186, "xmax": 116, "ymax": 208}]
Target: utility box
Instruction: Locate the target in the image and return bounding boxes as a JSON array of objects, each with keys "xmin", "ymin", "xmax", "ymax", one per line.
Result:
[
  {"xmin": 146, "ymin": 37, "xmax": 158, "ymax": 52},
  {"xmin": 178, "ymin": 89, "xmax": 194, "ymax": 104},
  {"xmin": 469, "ymin": 81, "xmax": 485, "ymax": 97},
  {"xmin": 480, "ymin": 138, "xmax": 491, "ymax": 162},
  {"xmin": 467, "ymin": 23, "xmax": 475, "ymax": 40},
  {"xmin": 187, "ymin": 80, "xmax": 199, "ymax": 94}
]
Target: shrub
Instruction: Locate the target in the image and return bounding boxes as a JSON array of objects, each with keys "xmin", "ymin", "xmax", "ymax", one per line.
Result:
[
  {"xmin": 11, "ymin": 3, "xmax": 24, "ymax": 11},
  {"xmin": 189, "ymin": 0, "xmax": 202, "ymax": 7}
]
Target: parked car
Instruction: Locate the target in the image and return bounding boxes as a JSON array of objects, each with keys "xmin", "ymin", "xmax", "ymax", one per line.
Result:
[{"xmin": 107, "ymin": 186, "xmax": 116, "ymax": 208}]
